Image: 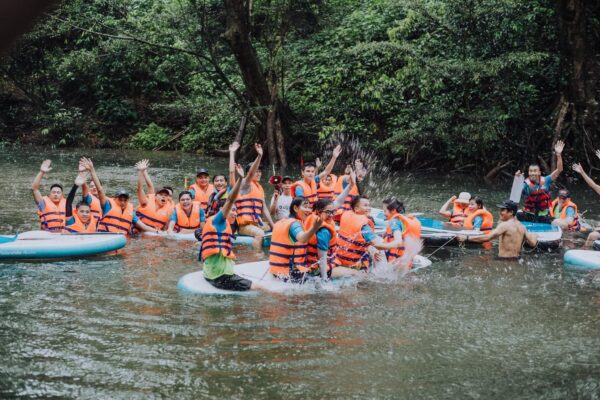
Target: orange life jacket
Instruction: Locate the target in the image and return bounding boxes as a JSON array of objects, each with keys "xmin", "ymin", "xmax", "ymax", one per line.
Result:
[
  {"xmin": 334, "ymin": 211, "xmax": 374, "ymax": 269},
  {"xmin": 200, "ymin": 215, "xmax": 235, "ymax": 261},
  {"xmin": 304, "ymin": 213, "xmax": 337, "ymax": 273},
  {"xmin": 235, "ymin": 181, "xmax": 265, "ymax": 226},
  {"xmin": 135, "ymin": 194, "xmax": 172, "ymax": 230},
  {"xmin": 269, "ymin": 218, "xmax": 309, "ymax": 277},
  {"xmin": 317, "ymin": 175, "xmax": 337, "ymax": 200},
  {"xmin": 384, "ymin": 214, "xmax": 422, "ymax": 262},
  {"xmin": 333, "ymin": 176, "xmax": 359, "ymax": 214},
  {"xmin": 446, "ymin": 202, "xmax": 470, "ymax": 225},
  {"xmin": 523, "ymin": 177, "xmax": 551, "ymax": 214},
  {"xmin": 63, "ymin": 213, "xmax": 97, "ymax": 233},
  {"xmin": 174, "ymin": 202, "xmax": 202, "ymax": 231},
  {"xmin": 463, "ymin": 209, "xmax": 494, "ymax": 233},
  {"xmin": 189, "ymin": 183, "xmax": 214, "ymax": 211},
  {"xmin": 291, "ymin": 180, "xmax": 318, "ymax": 205},
  {"xmin": 87, "ymin": 194, "xmax": 102, "ymax": 222},
  {"xmin": 550, "ymin": 198, "xmax": 580, "ymax": 231},
  {"xmin": 38, "ymin": 196, "xmax": 66, "ymax": 232},
  {"xmin": 97, "ymin": 198, "xmax": 134, "ymax": 235}
]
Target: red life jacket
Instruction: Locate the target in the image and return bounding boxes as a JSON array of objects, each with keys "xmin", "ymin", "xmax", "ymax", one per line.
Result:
[{"xmin": 523, "ymin": 177, "xmax": 551, "ymax": 214}]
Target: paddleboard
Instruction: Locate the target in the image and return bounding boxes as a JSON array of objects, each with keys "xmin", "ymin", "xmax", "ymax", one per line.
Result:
[
  {"xmin": 143, "ymin": 231, "xmax": 271, "ymax": 246},
  {"xmin": 564, "ymin": 250, "xmax": 600, "ymax": 271},
  {"xmin": 594, "ymin": 240, "xmax": 600, "ymax": 252},
  {"xmin": 0, "ymin": 231, "xmax": 127, "ymax": 259},
  {"xmin": 510, "ymin": 174, "xmax": 525, "ymax": 203}
]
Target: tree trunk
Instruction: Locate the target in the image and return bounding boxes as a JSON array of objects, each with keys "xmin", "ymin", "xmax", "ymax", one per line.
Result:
[{"xmin": 223, "ymin": 0, "xmax": 288, "ymax": 166}]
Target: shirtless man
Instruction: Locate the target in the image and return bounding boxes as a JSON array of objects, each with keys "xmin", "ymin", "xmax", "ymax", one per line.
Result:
[{"xmin": 457, "ymin": 200, "xmax": 537, "ymax": 258}]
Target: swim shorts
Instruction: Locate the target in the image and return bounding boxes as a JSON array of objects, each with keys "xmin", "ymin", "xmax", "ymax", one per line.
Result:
[{"xmin": 205, "ymin": 274, "xmax": 252, "ymax": 291}]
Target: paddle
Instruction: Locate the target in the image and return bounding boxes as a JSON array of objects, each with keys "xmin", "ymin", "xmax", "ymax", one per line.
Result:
[{"xmin": 510, "ymin": 173, "xmax": 525, "ymax": 203}]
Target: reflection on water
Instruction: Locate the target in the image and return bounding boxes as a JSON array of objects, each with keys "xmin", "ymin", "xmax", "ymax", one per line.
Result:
[{"xmin": 1, "ymin": 146, "xmax": 600, "ymax": 398}]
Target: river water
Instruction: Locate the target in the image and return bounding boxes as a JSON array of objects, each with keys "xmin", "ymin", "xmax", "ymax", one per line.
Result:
[{"xmin": 1, "ymin": 146, "xmax": 600, "ymax": 399}]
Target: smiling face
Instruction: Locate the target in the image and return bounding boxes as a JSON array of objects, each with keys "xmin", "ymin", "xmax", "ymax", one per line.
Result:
[
  {"xmin": 354, "ymin": 198, "xmax": 370, "ymax": 215},
  {"xmin": 179, "ymin": 193, "xmax": 193, "ymax": 210},
  {"xmin": 196, "ymin": 174, "xmax": 210, "ymax": 188},
  {"xmin": 227, "ymin": 205, "xmax": 237, "ymax": 224},
  {"xmin": 89, "ymin": 181, "xmax": 98, "ymax": 196},
  {"xmin": 213, "ymin": 175, "xmax": 227, "ymax": 191},
  {"xmin": 293, "ymin": 200, "xmax": 312, "ymax": 221},
  {"xmin": 49, "ymin": 186, "xmax": 63, "ymax": 203},
  {"xmin": 76, "ymin": 204, "xmax": 91, "ymax": 223},
  {"xmin": 384, "ymin": 206, "xmax": 397, "ymax": 220},
  {"xmin": 116, "ymin": 196, "xmax": 129, "ymax": 209},
  {"xmin": 528, "ymin": 165, "xmax": 541, "ymax": 183},
  {"xmin": 499, "ymin": 208, "xmax": 513, "ymax": 221},
  {"xmin": 302, "ymin": 166, "xmax": 316, "ymax": 181},
  {"xmin": 253, "ymin": 169, "xmax": 262, "ymax": 182},
  {"xmin": 468, "ymin": 199, "xmax": 479, "ymax": 212},
  {"xmin": 318, "ymin": 204, "xmax": 336, "ymax": 223},
  {"xmin": 324, "ymin": 175, "xmax": 333, "ymax": 185}
]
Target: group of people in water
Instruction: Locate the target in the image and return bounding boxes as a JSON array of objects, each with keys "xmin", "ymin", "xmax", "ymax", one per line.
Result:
[{"xmin": 30, "ymin": 139, "xmax": 600, "ymax": 291}]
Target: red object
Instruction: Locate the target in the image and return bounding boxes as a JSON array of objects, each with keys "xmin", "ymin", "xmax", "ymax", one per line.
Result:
[{"xmin": 269, "ymin": 175, "xmax": 282, "ymax": 186}]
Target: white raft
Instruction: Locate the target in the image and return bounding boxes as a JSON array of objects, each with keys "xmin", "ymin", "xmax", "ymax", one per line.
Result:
[
  {"xmin": 177, "ymin": 255, "xmax": 432, "ymax": 295},
  {"xmin": 0, "ymin": 231, "xmax": 127, "ymax": 260},
  {"xmin": 144, "ymin": 231, "xmax": 271, "ymax": 246},
  {"xmin": 564, "ymin": 250, "xmax": 600, "ymax": 271}
]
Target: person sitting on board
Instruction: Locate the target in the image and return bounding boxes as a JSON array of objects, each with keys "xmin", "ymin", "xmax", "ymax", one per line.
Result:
[
  {"xmin": 200, "ymin": 163, "xmax": 267, "ymax": 291},
  {"xmin": 438, "ymin": 192, "xmax": 471, "ymax": 226},
  {"xmin": 382, "ymin": 198, "xmax": 422, "ymax": 271},
  {"xmin": 457, "ymin": 200, "xmax": 537, "ymax": 258},
  {"xmin": 166, "ymin": 191, "xmax": 206, "ymax": 235},
  {"xmin": 514, "ymin": 140, "xmax": 565, "ymax": 224},
  {"xmin": 82, "ymin": 176, "xmax": 102, "ymax": 224},
  {"xmin": 31, "ymin": 159, "xmax": 66, "ymax": 232},
  {"xmin": 572, "ymin": 161, "xmax": 600, "ymax": 246},
  {"xmin": 269, "ymin": 197, "xmax": 324, "ymax": 283},
  {"xmin": 188, "ymin": 167, "xmax": 214, "ymax": 212},
  {"xmin": 79, "ymin": 157, "xmax": 160, "ymax": 236},
  {"xmin": 332, "ymin": 195, "xmax": 409, "ymax": 277},
  {"xmin": 463, "ymin": 196, "xmax": 494, "ymax": 233},
  {"xmin": 291, "ymin": 144, "xmax": 342, "ymax": 207},
  {"xmin": 134, "ymin": 159, "xmax": 174, "ymax": 231},
  {"xmin": 233, "ymin": 144, "xmax": 275, "ymax": 254},
  {"xmin": 63, "ymin": 172, "xmax": 97, "ymax": 233},
  {"xmin": 269, "ymin": 176, "xmax": 293, "ymax": 221},
  {"xmin": 549, "ymin": 189, "xmax": 580, "ymax": 232}
]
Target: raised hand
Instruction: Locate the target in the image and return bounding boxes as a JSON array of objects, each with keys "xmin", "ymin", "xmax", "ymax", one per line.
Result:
[
  {"xmin": 450, "ymin": 195, "xmax": 457, "ymax": 201},
  {"xmin": 74, "ymin": 173, "xmax": 85, "ymax": 186},
  {"xmin": 79, "ymin": 157, "xmax": 94, "ymax": 171},
  {"xmin": 514, "ymin": 170, "xmax": 523, "ymax": 177},
  {"xmin": 229, "ymin": 141, "xmax": 240, "ymax": 153},
  {"xmin": 255, "ymin": 143, "xmax": 263, "ymax": 157},
  {"xmin": 78, "ymin": 160, "xmax": 86, "ymax": 172},
  {"xmin": 315, "ymin": 157, "xmax": 322, "ymax": 169},
  {"xmin": 348, "ymin": 167, "xmax": 356, "ymax": 186},
  {"xmin": 332, "ymin": 144, "xmax": 342, "ymax": 158},
  {"xmin": 554, "ymin": 140, "xmax": 565, "ymax": 155},
  {"xmin": 344, "ymin": 164, "xmax": 352, "ymax": 175},
  {"xmin": 313, "ymin": 216, "xmax": 323, "ymax": 229},
  {"xmin": 40, "ymin": 160, "xmax": 52, "ymax": 173},
  {"xmin": 595, "ymin": 149, "xmax": 600, "ymax": 161},
  {"xmin": 135, "ymin": 159, "xmax": 149, "ymax": 171},
  {"xmin": 572, "ymin": 163, "xmax": 584, "ymax": 174},
  {"xmin": 235, "ymin": 163, "xmax": 244, "ymax": 177}
]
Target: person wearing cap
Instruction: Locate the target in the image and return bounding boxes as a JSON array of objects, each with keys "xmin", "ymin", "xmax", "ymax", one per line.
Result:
[
  {"xmin": 549, "ymin": 189, "xmax": 580, "ymax": 231},
  {"xmin": 457, "ymin": 200, "xmax": 537, "ymax": 258},
  {"xmin": 515, "ymin": 140, "xmax": 565, "ymax": 223},
  {"xmin": 79, "ymin": 157, "xmax": 161, "ymax": 235},
  {"xmin": 439, "ymin": 192, "xmax": 472, "ymax": 226},
  {"xmin": 31, "ymin": 159, "xmax": 66, "ymax": 232},
  {"xmin": 188, "ymin": 168, "xmax": 214, "ymax": 212},
  {"xmin": 291, "ymin": 144, "xmax": 342, "ymax": 206},
  {"xmin": 269, "ymin": 175, "xmax": 293, "ymax": 221},
  {"xmin": 134, "ymin": 159, "xmax": 174, "ymax": 231},
  {"xmin": 232, "ymin": 143, "xmax": 275, "ymax": 253},
  {"xmin": 573, "ymin": 161, "xmax": 600, "ymax": 246}
]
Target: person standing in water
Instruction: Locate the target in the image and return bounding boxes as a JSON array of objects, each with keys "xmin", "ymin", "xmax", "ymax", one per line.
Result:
[
  {"xmin": 515, "ymin": 140, "xmax": 565, "ymax": 223},
  {"xmin": 572, "ymin": 161, "xmax": 600, "ymax": 246},
  {"xmin": 31, "ymin": 159, "xmax": 66, "ymax": 232},
  {"xmin": 457, "ymin": 200, "xmax": 537, "ymax": 258}
]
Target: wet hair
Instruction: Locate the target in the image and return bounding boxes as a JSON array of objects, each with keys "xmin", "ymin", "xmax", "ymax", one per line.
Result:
[
  {"xmin": 313, "ymin": 198, "xmax": 333, "ymax": 212},
  {"xmin": 50, "ymin": 183, "xmax": 63, "ymax": 192},
  {"xmin": 212, "ymin": 174, "xmax": 227, "ymax": 183},
  {"xmin": 75, "ymin": 201, "xmax": 90, "ymax": 209},
  {"xmin": 289, "ymin": 197, "xmax": 308, "ymax": 219},
  {"xmin": 472, "ymin": 196, "xmax": 484, "ymax": 209},
  {"xmin": 302, "ymin": 162, "xmax": 316, "ymax": 171},
  {"xmin": 386, "ymin": 199, "xmax": 405, "ymax": 214},
  {"xmin": 350, "ymin": 195, "xmax": 368, "ymax": 210},
  {"xmin": 178, "ymin": 190, "xmax": 193, "ymax": 200}
]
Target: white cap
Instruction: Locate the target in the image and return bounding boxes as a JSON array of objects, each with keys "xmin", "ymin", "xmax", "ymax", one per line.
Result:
[{"xmin": 455, "ymin": 192, "xmax": 471, "ymax": 204}]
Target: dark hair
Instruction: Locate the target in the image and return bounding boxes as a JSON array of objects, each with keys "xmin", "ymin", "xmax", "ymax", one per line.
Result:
[
  {"xmin": 472, "ymin": 196, "xmax": 483, "ymax": 209},
  {"xmin": 313, "ymin": 198, "xmax": 333, "ymax": 212},
  {"xmin": 163, "ymin": 186, "xmax": 174, "ymax": 195},
  {"xmin": 302, "ymin": 162, "xmax": 316, "ymax": 171},
  {"xmin": 50, "ymin": 183, "xmax": 63, "ymax": 191},
  {"xmin": 528, "ymin": 163, "xmax": 541, "ymax": 170},
  {"xmin": 75, "ymin": 201, "xmax": 90, "ymax": 209},
  {"xmin": 386, "ymin": 199, "xmax": 405, "ymax": 214},
  {"xmin": 178, "ymin": 190, "xmax": 193, "ymax": 200},
  {"xmin": 289, "ymin": 197, "xmax": 307, "ymax": 219},
  {"xmin": 382, "ymin": 197, "xmax": 396, "ymax": 206},
  {"xmin": 212, "ymin": 174, "xmax": 227, "ymax": 183},
  {"xmin": 350, "ymin": 195, "xmax": 368, "ymax": 210}
]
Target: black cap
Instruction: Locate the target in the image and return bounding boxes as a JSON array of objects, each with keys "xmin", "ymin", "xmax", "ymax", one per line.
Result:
[
  {"xmin": 496, "ymin": 200, "xmax": 518, "ymax": 213},
  {"xmin": 558, "ymin": 189, "xmax": 570, "ymax": 198},
  {"xmin": 282, "ymin": 176, "xmax": 293, "ymax": 183},
  {"xmin": 115, "ymin": 189, "xmax": 130, "ymax": 198},
  {"xmin": 156, "ymin": 187, "xmax": 171, "ymax": 195},
  {"xmin": 196, "ymin": 168, "xmax": 209, "ymax": 176}
]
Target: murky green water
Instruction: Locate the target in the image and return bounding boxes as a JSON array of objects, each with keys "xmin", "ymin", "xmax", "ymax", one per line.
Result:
[{"xmin": 1, "ymin": 146, "xmax": 600, "ymax": 399}]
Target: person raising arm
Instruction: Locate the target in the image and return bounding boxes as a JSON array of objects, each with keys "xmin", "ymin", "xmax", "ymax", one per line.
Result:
[{"xmin": 32, "ymin": 159, "xmax": 66, "ymax": 232}]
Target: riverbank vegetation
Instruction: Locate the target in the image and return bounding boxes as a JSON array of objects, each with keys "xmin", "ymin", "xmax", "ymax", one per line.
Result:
[{"xmin": 0, "ymin": 0, "xmax": 598, "ymax": 175}]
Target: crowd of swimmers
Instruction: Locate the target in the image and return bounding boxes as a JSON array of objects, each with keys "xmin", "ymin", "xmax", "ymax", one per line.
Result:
[{"xmin": 30, "ymin": 139, "xmax": 600, "ymax": 291}]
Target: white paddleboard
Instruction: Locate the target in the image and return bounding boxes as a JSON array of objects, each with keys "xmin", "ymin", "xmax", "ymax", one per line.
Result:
[
  {"xmin": 510, "ymin": 174, "xmax": 525, "ymax": 203},
  {"xmin": 564, "ymin": 250, "xmax": 600, "ymax": 271}
]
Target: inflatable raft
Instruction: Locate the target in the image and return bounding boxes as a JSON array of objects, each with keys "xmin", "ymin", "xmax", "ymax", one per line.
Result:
[
  {"xmin": 143, "ymin": 231, "xmax": 271, "ymax": 247},
  {"xmin": 564, "ymin": 250, "xmax": 600, "ymax": 271},
  {"xmin": 177, "ymin": 255, "xmax": 432, "ymax": 295},
  {"xmin": 0, "ymin": 231, "xmax": 127, "ymax": 260}
]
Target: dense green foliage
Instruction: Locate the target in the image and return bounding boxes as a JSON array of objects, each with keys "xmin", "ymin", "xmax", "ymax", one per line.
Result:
[{"xmin": 0, "ymin": 0, "xmax": 584, "ymax": 171}]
